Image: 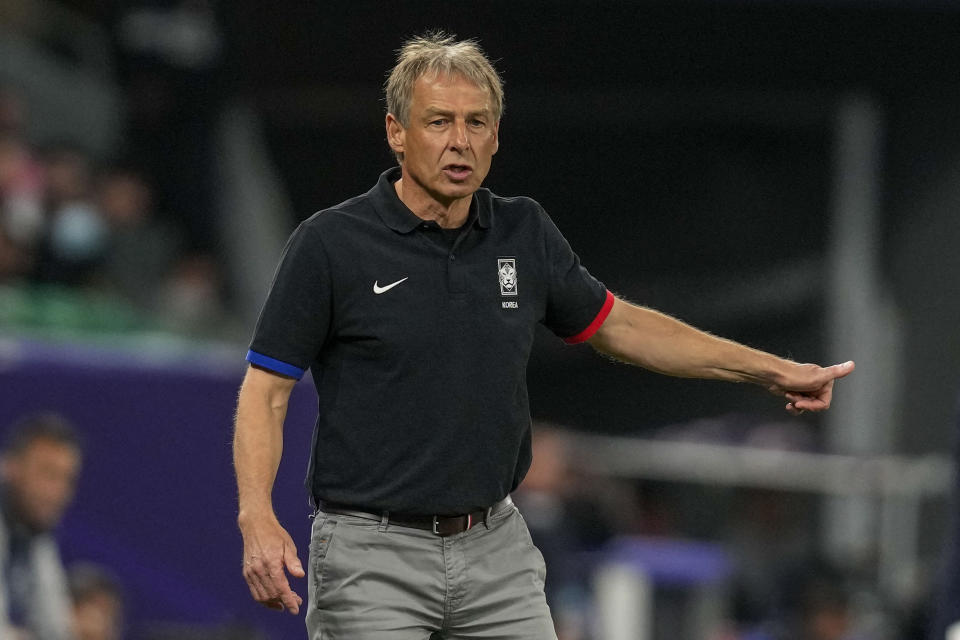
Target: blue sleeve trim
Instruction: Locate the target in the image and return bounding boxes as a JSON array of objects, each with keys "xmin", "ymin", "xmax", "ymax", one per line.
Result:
[{"xmin": 245, "ymin": 350, "xmax": 305, "ymax": 380}]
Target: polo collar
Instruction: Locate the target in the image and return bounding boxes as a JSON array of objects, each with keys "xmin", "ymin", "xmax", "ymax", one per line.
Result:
[{"xmin": 373, "ymin": 167, "xmax": 492, "ymax": 233}]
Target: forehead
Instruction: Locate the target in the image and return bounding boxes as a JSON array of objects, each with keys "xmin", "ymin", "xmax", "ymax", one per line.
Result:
[
  {"xmin": 16, "ymin": 437, "xmax": 81, "ymax": 465},
  {"xmin": 411, "ymin": 72, "xmax": 492, "ymax": 110}
]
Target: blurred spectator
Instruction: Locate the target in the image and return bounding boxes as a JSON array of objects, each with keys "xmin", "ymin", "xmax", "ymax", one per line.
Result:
[
  {"xmin": 96, "ymin": 164, "xmax": 181, "ymax": 309},
  {"xmin": 738, "ymin": 559, "xmax": 872, "ymax": 640},
  {"xmin": 0, "ymin": 89, "xmax": 45, "ymax": 282},
  {"xmin": 514, "ymin": 426, "xmax": 624, "ymax": 640},
  {"xmin": 0, "ymin": 87, "xmax": 27, "ymax": 132},
  {"xmin": 68, "ymin": 563, "xmax": 123, "ymax": 640},
  {"xmin": 0, "ymin": 412, "xmax": 82, "ymax": 640},
  {"xmin": 36, "ymin": 145, "xmax": 108, "ymax": 286},
  {"xmin": 156, "ymin": 251, "xmax": 229, "ymax": 334},
  {"xmin": 727, "ymin": 488, "xmax": 815, "ymax": 627},
  {"xmin": 114, "ymin": 0, "xmax": 224, "ymax": 252},
  {"xmin": 0, "ymin": 133, "xmax": 45, "ymax": 251},
  {"xmin": 786, "ymin": 563, "xmax": 853, "ymax": 640},
  {"xmin": 0, "ymin": 225, "xmax": 33, "ymax": 283}
]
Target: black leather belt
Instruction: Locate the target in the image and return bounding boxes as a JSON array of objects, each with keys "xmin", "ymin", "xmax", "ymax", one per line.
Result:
[{"xmin": 318, "ymin": 495, "xmax": 513, "ymax": 536}]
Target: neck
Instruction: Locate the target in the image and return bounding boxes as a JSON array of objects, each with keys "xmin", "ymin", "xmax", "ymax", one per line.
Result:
[
  {"xmin": 394, "ymin": 177, "xmax": 471, "ymax": 229},
  {"xmin": 0, "ymin": 487, "xmax": 40, "ymax": 537}
]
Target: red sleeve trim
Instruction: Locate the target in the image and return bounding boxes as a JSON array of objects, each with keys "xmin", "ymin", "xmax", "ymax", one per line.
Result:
[{"xmin": 563, "ymin": 290, "xmax": 615, "ymax": 344}]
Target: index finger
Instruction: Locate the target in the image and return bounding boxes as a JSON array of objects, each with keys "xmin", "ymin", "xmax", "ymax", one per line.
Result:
[
  {"xmin": 785, "ymin": 384, "xmax": 833, "ymax": 411},
  {"xmin": 246, "ymin": 557, "xmax": 301, "ymax": 614},
  {"xmin": 264, "ymin": 562, "xmax": 302, "ymax": 614}
]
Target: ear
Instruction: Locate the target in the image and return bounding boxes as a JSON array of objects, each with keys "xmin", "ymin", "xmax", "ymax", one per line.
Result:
[
  {"xmin": 386, "ymin": 113, "xmax": 405, "ymax": 156},
  {"xmin": 491, "ymin": 120, "xmax": 500, "ymax": 156}
]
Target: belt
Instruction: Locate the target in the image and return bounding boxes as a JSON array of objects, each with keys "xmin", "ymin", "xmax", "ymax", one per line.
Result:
[{"xmin": 317, "ymin": 495, "xmax": 513, "ymax": 537}]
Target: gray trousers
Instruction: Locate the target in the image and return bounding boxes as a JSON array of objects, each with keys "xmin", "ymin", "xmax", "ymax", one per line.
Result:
[{"xmin": 305, "ymin": 499, "xmax": 558, "ymax": 639}]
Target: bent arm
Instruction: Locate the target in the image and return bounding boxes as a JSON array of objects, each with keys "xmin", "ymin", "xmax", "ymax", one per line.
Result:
[{"xmin": 587, "ymin": 297, "xmax": 854, "ymax": 412}]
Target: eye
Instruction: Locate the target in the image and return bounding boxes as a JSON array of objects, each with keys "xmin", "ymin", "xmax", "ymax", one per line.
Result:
[
  {"xmin": 429, "ymin": 118, "xmax": 448, "ymax": 127},
  {"xmin": 469, "ymin": 119, "xmax": 486, "ymax": 128}
]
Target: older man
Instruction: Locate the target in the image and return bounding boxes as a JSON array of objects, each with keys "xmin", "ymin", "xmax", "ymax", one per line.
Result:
[
  {"xmin": 0, "ymin": 413, "xmax": 82, "ymax": 640},
  {"xmin": 234, "ymin": 33, "xmax": 854, "ymax": 639}
]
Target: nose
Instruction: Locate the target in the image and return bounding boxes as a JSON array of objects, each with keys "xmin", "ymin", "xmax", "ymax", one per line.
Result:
[{"xmin": 449, "ymin": 120, "xmax": 469, "ymax": 153}]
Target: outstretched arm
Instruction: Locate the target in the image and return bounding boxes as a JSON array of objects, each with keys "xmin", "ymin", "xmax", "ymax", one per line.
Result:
[
  {"xmin": 586, "ymin": 296, "xmax": 855, "ymax": 414},
  {"xmin": 234, "ymin": 365, "xmax": 305, "ymax": 614}
]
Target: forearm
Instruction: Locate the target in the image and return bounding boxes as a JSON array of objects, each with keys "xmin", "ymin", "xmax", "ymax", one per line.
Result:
[
  {"xmin": 233, "ymin": 366, "xmax": 306, "ymax": 613},
  {"xmin": 233, "ymin": 367, "xmax": 295, "ymax": 521},
  {"xmin": 588, "ymin": 299, "xmax": 788, "ymax": 386}
]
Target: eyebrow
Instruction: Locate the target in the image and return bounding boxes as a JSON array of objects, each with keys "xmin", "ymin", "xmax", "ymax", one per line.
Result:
[{"xmin": 422, "ymin": 107, "xmax": 491, "ymax": 119}]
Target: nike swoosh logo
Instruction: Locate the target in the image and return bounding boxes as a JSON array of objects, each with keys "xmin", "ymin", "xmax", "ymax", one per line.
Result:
[{"xmin": 373, "ymin": 277, "xmax": 408, "ymax": 294}]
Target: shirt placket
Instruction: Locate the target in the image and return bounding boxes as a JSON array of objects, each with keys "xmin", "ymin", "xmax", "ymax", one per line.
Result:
[{"xmin": 447, "ymin": 225, "xmax": 472, "ymax": 294}]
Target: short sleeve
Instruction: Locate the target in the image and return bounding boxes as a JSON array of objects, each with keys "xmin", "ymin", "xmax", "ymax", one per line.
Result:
[
  {"xmin": 247, "ymin": 221, "xmax": 332, "ymax": 379},
  {"xmin": 539, "ymin": 209, "xmax": 614, "ymax": 343}
]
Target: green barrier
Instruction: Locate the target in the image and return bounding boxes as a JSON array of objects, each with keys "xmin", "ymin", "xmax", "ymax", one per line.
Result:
[{"xmin": 0, "ymin": 284, "xmax": 150, "ymax": 336}]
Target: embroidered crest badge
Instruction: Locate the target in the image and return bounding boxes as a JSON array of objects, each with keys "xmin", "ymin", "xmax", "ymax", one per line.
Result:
[{"xmin": 498, "ymin": 258, "xmax": 518, "ymax": 296}]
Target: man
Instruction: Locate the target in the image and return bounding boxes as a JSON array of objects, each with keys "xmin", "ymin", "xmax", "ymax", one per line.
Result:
[
  {"xmin": 234, "ymin": 33, "xmax": 855, "ymax": 639},
  {"xmin": 68, "ymin": 562, "xmax": 123, "ymax": 640},
  {"xmin": 0, "ymin": 413, "xmax": 82, "ymax": 640}
]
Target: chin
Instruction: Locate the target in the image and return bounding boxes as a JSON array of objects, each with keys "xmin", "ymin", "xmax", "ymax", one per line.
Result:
[
  {"xmin": 29, "ymin": 512, "xmax": 61, "ymax": 533},
  {"xmin": 440, "ymin": 181, "xmax": 480, "ymax": 199}
]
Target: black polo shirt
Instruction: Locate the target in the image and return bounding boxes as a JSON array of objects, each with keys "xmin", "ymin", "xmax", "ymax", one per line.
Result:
[{"xmin": 247, "ymin": 167, "xmax": 613, "ymax": 515}]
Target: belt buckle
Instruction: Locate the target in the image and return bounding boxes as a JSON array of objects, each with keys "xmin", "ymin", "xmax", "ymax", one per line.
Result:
[{"xmin": 432, "ymin": 513, "xmax": 473, "ymax": 536}]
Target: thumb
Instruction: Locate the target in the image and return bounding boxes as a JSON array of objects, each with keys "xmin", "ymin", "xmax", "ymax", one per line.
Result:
[
  {"xmin": 826, "ymin": 360, "xmax": 855, "ymax": 380},
  {"xmin": 284, "ymin": 544, "xmax": 305, "ymax": 578}
]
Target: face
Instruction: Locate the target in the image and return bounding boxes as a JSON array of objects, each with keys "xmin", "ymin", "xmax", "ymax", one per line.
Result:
[
  {"xmin": 387, "ymin": 73, "xmax": 499, "ymax": 207},
  {"xmin": 99, "ymin": 173, "xmax": 151, "ymax": 226},
  {"xmin": 3, "ymin": 438, "xmax": 81, "ymax": 532},
  {"xmin": 808, "ymin": 605, "xmax": 849, "ymax": 640},
  {"xmin": 74, "ymin": 593, "xmax": 122, "ymax": 640}
]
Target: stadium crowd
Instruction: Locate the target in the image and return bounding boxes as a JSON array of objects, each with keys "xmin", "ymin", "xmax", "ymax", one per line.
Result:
[{"xmin": 0, "ymin": 86, "xmax": 228, "ymax": 337}]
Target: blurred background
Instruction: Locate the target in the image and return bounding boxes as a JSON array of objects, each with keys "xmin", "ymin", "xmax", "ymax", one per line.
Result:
[{"xmin": 1, "ymin": 0, "xmax": 959, "ymax": 638}]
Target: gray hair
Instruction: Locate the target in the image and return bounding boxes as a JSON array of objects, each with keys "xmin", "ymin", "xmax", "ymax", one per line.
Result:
[{"xmin": 385, "ymin": 32, "xmax": 504, "ymax": 130}]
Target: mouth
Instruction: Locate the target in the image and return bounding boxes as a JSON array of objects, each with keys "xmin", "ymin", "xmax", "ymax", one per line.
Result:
[{"xmin": 442, "ymin": 164, "xmax": 473, "ymax": 181}]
